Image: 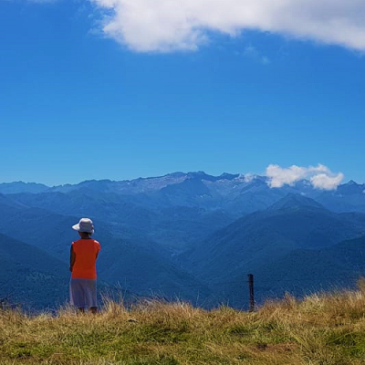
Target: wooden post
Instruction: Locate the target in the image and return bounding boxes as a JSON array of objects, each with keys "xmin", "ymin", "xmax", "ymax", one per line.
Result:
[{"xmin": 248, "ymin": 274, "xmax": 254, "ymax": 312}]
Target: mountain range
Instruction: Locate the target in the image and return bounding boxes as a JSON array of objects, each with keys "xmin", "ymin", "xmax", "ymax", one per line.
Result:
[{"xmin": 1, "ymin": 172, "xmax": 365, "ymax": 310}]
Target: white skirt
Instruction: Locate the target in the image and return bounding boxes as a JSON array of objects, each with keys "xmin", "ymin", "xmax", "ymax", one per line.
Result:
[{"xmin": 70, "ymin": 278, "xmax": 97, "ymax": 308}]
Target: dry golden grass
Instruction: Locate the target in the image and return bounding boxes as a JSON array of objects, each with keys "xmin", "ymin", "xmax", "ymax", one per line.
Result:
[{"xmin": 2, "ymin": 282, "xmax": 365, "ymax": 364}]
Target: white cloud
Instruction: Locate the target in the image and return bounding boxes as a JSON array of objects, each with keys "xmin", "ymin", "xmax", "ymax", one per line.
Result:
[
  {"xmin": 88, "ymin": 0, "xmax": 365, "ymax": 52},
  {"xmin": 266, "ymin": 164, "xmax": 344, "ymax": 190},
  {"xmin": 310, "ymin": 173, "xmax": 345, "ymax": 190},
  {"xmin": 243, "ymin": 173, "xmax": 257, "ymax": 183}
]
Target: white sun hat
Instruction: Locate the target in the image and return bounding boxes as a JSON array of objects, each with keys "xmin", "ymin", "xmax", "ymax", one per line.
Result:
[{"xmin": 72, "ymin": 218, "xmax": 94, "ymax": 234}]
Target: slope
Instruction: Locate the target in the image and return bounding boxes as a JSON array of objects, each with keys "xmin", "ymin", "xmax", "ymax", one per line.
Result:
[
  {"xmin": 219, "ymin": 235, "xmax": 365, "ymax": 308},
  {"xmin": 186, "ymin": 194, "xmax": 365, "ymax": 284},
  {"xmin": 317, "ymin": 181, "xmax": 365, "ymax": 213},
  {"xmin": 0, "ymin": 233, "xmax": 69, "ymax": 310},
  {"xmin": 0, "ymin": 199, "xmax": 211, "ymax": 305},
  {"xmin": 8, "ymin": 189, "xmax": 234, "ymax": 251}
]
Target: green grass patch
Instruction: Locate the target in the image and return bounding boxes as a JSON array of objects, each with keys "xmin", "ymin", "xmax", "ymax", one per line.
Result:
[{"xmin": 3, "ymin": 290, "xmax": 365, "ymax": 364}]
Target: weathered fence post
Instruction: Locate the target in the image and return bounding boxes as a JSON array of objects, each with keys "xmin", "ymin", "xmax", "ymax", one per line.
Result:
[{"xmin": 248, "ymin": 274, "xmax": 255, "ymax": 312}]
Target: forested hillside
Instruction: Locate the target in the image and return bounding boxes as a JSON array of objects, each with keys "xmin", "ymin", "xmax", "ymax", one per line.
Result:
[{"xmin": 1, "ymin": 173, "xmax": 365, "ymax": 310}]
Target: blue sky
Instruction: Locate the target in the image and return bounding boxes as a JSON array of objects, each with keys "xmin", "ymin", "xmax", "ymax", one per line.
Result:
[{"xmin": 1, "ymin": 0, "xmax": 365, "ymax": 186}]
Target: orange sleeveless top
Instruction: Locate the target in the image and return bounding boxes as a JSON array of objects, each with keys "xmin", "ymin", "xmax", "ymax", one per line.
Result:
[{"xmin": 71, "ymin": 239, "xmax": 101, "ymax": 279}]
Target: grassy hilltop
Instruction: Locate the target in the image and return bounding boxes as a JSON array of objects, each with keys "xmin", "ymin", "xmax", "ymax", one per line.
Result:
[{"xmin": 3, "ymin": 282, "xmax": 365, "ymax": 364}]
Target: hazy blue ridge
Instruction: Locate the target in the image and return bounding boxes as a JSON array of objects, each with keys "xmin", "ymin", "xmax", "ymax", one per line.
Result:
[
  {"xmin": 0, "ymin": 233, "xmax": 69, "ymax": 310},
  {"xmin": 0, "ymin": 182, "xmax": 49, "ymax": 194},
  {"xmin": 219, "ymin": 235, "xmax": 365, "ymax": 309},
  {"xmin": 1, "ymin": 174, "xmax": 365, "ymax": 310},
  {"xmin": 184, "ymin": 194, "xmax": 365, "ymax": 287}
]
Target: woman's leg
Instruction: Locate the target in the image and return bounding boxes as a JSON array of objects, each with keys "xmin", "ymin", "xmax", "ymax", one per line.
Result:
[
  {"xmin": 70, "ymin": 279, "xmax": 86, "ymax": 310},
  {"xmin": 84, "ymin": 279, "xmax": 98, "ymax": 313}
]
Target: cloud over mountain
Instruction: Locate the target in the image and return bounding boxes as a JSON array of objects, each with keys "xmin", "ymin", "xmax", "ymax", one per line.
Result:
[
  {"xmin": 89, "ymin": 0, "xmax": 365, "ymax": 52},
  {"xmin": 310, "ymin": 172, "xmax": 345, "ymax": 190},
  {"xmin": 266, "ymin": 164, "xmax": 344, "ymax": 190}
]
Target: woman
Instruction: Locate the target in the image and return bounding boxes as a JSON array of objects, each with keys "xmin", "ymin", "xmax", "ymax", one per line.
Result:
[{"xmin": 69, "ymin": 218, "xmax": 101, "ymax": 313}]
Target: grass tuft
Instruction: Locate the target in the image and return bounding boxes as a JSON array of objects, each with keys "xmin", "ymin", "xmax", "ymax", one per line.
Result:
[{"xmin": 2, "ymin": 286, "xmax": 365, "ymax": 364}]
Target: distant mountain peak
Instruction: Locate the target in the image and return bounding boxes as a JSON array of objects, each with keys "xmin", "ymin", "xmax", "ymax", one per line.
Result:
[
  {"xmin": 187, "ymin": 171, "xmax": 212, "ymax": 179},
  {"xmin": 168, "ymin": 172, "xmax": 187, "ymax": 178},
  {"xmin": 267, "ymin": 193, "xmax": 326, "ymax": 212},
  {"xmin": 185, "ymin": 171, "xmax": 238, "ymax": 182},
  {"xmin": 346, "ymin": 180, "xmax": 358, "ymax": 186},
  {"xmin": 0, "ymin": 182, "xmax": 49, "ymax": 194},
  {"xmin": 336, "ymin": 180, "xmax": 364, "ymax": 195},
  {"xmin": 218, "ymin": 173, "xmax": 240, "ymax": 180}
]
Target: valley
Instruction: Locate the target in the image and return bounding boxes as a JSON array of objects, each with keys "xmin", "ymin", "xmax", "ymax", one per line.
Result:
[{"xmin": 1, "ymin": 172, "xmax": 365, "ymax": 310}]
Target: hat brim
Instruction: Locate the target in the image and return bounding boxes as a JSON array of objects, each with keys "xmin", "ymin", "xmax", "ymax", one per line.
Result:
[{"xmin": 72, "ymin": 224, "xmax": 94, "ymax": 234}]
